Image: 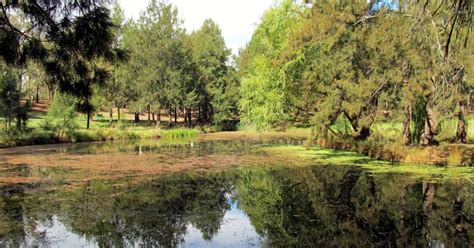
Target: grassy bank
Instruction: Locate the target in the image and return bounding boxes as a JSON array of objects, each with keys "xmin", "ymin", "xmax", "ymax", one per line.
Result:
[
  {"xmin": 0, "ymin": 126, "xmax": 199, "ymax": 148},
  {"xmin": 201, "ymin": 128, "xmax": 473, "ymax": 166},
  {"xmin": 2, "ymin": 111, "xmax": 473, "ymax": 168}
]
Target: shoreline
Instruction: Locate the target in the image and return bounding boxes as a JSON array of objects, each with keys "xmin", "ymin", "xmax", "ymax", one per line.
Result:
[{"xmin": 1, "ymin": 130, "xmax": 473, "ymax": 166}]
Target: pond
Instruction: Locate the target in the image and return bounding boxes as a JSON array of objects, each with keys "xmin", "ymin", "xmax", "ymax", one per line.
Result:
[{"xmin": 0, "ymin": 136, "xmax": 472, "ymax": 247}]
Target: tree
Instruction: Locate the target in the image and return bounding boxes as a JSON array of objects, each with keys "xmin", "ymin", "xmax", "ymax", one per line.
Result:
[
  {"xmin": 241, "ymin": 0, "xmax": 473, "ymax": 144},
  {"xmin": 0, "ymin": 63, "xmax": 20, "ymax": 132},
  {"xmin": 402, "ymin": 1, "xmax": 472, "ymax": 145},
  {"xmin": 42, "ymin": 93, "xmax": 78, "ymax": 141},
  {"xmin": 1, "ymin": 0, "xmax": 127, "ymax": 129},
  {"xmin": 278, "ymin": 2, "xmax": 409, "ymax": 140},
  {"xmin": 99, "ymin": 3, "xmax": 129, "ymax": 125},
  {"xmin": 23, "ymin": 61, "xmax": 49, "ymax": 103},
  {"xmin": 124, "ymin": 0, "xmax": 199, "ymax": 126},
  {"xmin": 189, "ymin": 19, "xmax": 232, "ymax": 124},
  {"xmin": 239, "ymin": 0, "xmax": 307, "ymax": 130}
]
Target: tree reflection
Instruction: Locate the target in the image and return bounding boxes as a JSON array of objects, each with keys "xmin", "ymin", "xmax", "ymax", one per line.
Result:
[
  {"xmin": 237, "ymin": 165, "xmax": 474, "ymax": 247},
  {"xmin": 0, "ymin": 165, "xmax": 472, "ymax": 247},
  {"xmin": 0, "ymin": 172, "xmax": 235, "ymax": 247}
]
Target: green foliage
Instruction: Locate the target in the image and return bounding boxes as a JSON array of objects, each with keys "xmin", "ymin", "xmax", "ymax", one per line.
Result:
[
  {"xmin": 189, "ymin": 19, "xmax": 236, "ymax": 124},
  {"xmin": 237, "ymin": 0, "xmax": 473, "ymax": 145},
  {"xmin": 240, "ymin": 56, "xmax": 289, "ymax": 130},
  {"xmin": 239, "ymin": 0, "xmax": 306, "ymax": 130},
  {"xmin": 160, "ymin": 128, "xmax": 200, "ymax": 139},
  {"xmin": 42, "ymin": 94, "xmax": 79, "ymax": 141},
  {"xmin": 0, "ymin": 65, "xmax": 20, "ymax": 132},
  {"xmin": 1, "ymin": 1, "xmax": 127, "ymax": 122}
]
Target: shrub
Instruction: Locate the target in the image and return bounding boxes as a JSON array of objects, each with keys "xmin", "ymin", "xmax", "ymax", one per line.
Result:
[
  {"xmin": 42, "ymin": 94, "xmax": 79, "ymax": 141},
  {"xmin": 95, "ymin": 128, "xmax": 116, "ymax": 141}
]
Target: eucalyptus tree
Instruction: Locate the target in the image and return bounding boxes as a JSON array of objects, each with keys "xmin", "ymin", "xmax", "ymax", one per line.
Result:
[
  {"xmin": 24, "ymin": 61, "xmax": 49, "ymax": 103},
  {"xmin": 271, "ymin": 1, "xmax": 408, "ymax": 139},
  {"xmin": 398, "ymin": 1, "xmax": 473, "ymax": 145},
  {"xmin": 248, "ymin": 0, "xmax": 473, "ymax": 144}
]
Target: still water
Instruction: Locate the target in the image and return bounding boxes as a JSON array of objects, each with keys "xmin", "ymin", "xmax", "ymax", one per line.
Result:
[{"xmin": 0, "ymin": 139, "xmax": 472, "ymax": 247}]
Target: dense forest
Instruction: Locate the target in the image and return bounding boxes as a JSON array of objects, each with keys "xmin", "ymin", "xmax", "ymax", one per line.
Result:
[
  {"xmin": 0, "ymin": 0, "xmax": 473, "ymax": 148},
  {"xmin": 238, "ymin": 0, "xmax": 473, "ymax": 146}
]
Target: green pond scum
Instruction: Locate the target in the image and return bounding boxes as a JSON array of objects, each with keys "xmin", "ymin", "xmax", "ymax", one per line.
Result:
[{"xmin": 264, "ymin": 145, "xmax": 474, "ymax": 181}]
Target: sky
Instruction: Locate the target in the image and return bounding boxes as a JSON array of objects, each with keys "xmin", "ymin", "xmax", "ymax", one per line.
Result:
[{"xmin": 118, "ymin": 0, "xmax": 276, "ymax": 54}]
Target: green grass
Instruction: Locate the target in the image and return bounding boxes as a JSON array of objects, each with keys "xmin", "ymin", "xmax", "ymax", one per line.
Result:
[
  {"xmin": 0, "ymin": 126, "xmax": 200, "ymax": 148},
  {"xmin": 1, "ymin": 111, "xmax": 200, "ymax": 148},
  {"xmin": 159, "ymin": 128, "xmax": 200, "ymax": 139}
]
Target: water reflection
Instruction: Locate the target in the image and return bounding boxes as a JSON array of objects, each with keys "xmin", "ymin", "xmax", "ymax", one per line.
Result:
[{"xmin": 0, "ymin": 144, "xmax": 472, "ymax": 247}]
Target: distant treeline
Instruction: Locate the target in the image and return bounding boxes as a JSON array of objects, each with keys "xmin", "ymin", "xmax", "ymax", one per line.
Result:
[{"xmin": 1, "ymin": 0, "xmax": 473, "ymax": 146}]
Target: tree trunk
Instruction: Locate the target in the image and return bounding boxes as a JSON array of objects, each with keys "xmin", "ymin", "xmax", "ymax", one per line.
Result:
[
  {"xmin": 109, "ymin": 107, "xmax": 113, "ymax": 126},
  {"xmin": 35, "ymin": 87, "xmax": 40, "ymax": 104},
  {"xmin": 156, "ymin": 109, "xmax": 161, "ymax": 127},
  {"xmin": 16, "ymin": 69, "xmax": 23, "ymax": 129},
  {"xmin": 174, "ymin": 107, "xmax": 178, "ymax": 124},
  {"xmin": 456, "ymin": 103, "xmax": 468, "ymax": 143},
  {"xmin": 423, "ymin": 106, "xmax": 439, "ymax": 146},
  {"xmin": 117, "ymin": 107, "xmax": 121, "ymax": 122},
  {"xmin": 403, "ymin": 105, "xmax": 412, "ymax": 146},
  {"xmin": 16, "ymin": 115, "xmax": 22, "ymax": 129},
  {"xmin": 169, "ymin": 110, "xmax": 173, "ymax": 126},
  {"xmin": 188, "ymin": 109, "xmax": 192, "ymax": 125},
  {"xmin": 147, "ymin": 105, "xmax": 151, "ymax": 123},
  {"xmin": 184, "ymin": 109, "xmax": 188, "ymax": 124},
  {"xmin": 421, "ymin": 182, "xmax": 436, "ymax": 241},
  {"xmin": 152, "ymin": 113, "xmax": 155, "ymax": 122},
  {"xmin": 467, "ymin": 90, "xmax": 472, "ymax": 112},
  {"xmin": 86, "ymin": 112, "xmax": 91, "ymax": 130},
  {"xmin": 134, "ymin": 112, "xmax": 140, "ymax": 123},
  {"xmin": 354, "ymin": 126, "xmax": 371, "ymax": 141},
  {"xmin": 198, "ymin": 107, "xmax": 202, "ymax": 123}
]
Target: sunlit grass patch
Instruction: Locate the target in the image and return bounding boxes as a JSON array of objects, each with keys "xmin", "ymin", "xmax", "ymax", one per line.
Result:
[
  {"xmin": 159, "ymin": 128, "xmax": 200, "ymax": 139},
  {"xmin": 263, "ymin": 145, "xmax": 474, "ymax": 180}
]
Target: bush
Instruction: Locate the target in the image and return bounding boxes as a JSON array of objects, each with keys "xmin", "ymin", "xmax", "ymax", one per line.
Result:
[
  {"xmin": 95, "ymin": 128, "xmax": 116, "ymax": 141},
  {"xmin": 114, "ymin": 130, "xmax": 140, "ymax": 140},
  {"xmin": 0, "ymin": 131, "xmax": 58, "ymax": 147}
]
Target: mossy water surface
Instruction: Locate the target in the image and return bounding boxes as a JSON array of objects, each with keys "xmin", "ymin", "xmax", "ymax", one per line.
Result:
[{"xmin": 263, "ymin": 145, "xmax": 474, "ymax": 181}]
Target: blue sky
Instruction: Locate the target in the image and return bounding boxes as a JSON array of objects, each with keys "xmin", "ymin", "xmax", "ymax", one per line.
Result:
[
  {"xmin": 372, "ymin": 0, "xmax": 399, "ymax": 11},
  {"xmin": 118, "ymin": 0, "xmax": 276, "ymax": 54}
]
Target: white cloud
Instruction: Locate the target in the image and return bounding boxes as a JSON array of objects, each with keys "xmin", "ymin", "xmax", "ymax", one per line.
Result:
[{"xmin": 118, "ymin": 0, "xmax": 275, "ymax": 54}]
